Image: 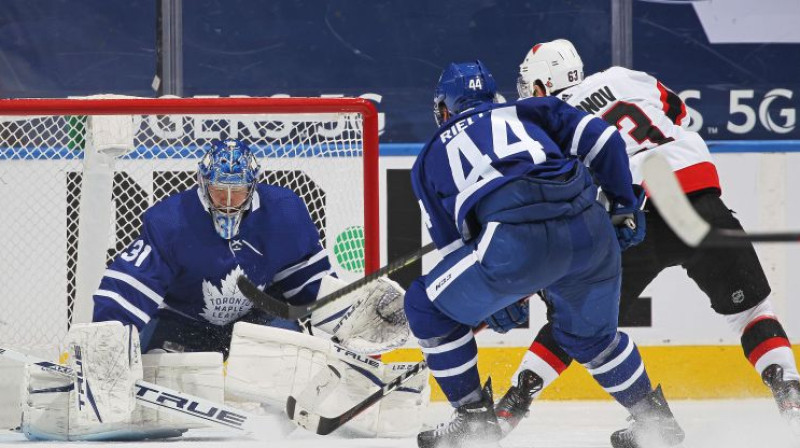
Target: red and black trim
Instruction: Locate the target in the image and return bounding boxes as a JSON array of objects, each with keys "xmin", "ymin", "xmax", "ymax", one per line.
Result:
[
  {"xmin": 530, "ymin": 323, "xmax": 573, "ymax": 374},
  {"xmin": 656, "ymin": 81, "xmax": 686, "ymax": 126},
  {"xmin": 673, "ymin": 162, "xmax": 721, "ymax": 194},
  {"xmin": 741, "ymin": 316, "xmax": 791, "ymax": 366}
]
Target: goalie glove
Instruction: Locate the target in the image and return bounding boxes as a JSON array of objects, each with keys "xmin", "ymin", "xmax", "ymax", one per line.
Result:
[
  {"xmin": 330, "ymin": 277, "xmax": 409, "ymax": 355},
  {"xmin": 310, "ymin": 276, "xmax": 409, "ymax": 355}
]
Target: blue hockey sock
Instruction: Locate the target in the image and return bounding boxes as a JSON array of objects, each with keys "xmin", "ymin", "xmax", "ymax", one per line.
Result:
[
  {"xmin": 419, "ymin": 324, "xmax": 481, "ymax": 406},
  {"xmin": 583, "ymin": 332, "xmax": 652, "ymax": 408}
]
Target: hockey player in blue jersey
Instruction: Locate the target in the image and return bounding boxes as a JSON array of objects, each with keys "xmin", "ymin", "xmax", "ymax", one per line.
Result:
[
  {"xmin": 90, "ymin": 138, "xmax": 332, "ymax": 354},
  {"xmin": 21, "ymin": 138, "xmax": 424, "ymax": 441},
  {"xmin": 403, "ymin": 61, "xmax": 683, "ymax": 448},
  {"xmin": 90, "ymin": 138, "xmax": 406, "ymax": 357}
]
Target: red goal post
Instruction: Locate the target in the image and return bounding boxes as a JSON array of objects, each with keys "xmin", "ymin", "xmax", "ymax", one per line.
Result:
[{"xmin": 0, "ymin": 96, "xmax": 380, "ymax": 426}]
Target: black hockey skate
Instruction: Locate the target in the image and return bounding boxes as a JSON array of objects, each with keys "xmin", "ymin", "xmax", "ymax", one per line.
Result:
[
  {"xmin": 495, "ymin": 369, "xmax": 543, "ymax": 437},
  {"xmin": 417, "ymin": 379, "xmax": 502, "ymax": 448},
  {"xmin": 762, "ymin": 364, "xmax": 800, "ymax": 438},
  {"xmin": 610, "ymin": 385, "xmax": 685, "ymax": 448}
]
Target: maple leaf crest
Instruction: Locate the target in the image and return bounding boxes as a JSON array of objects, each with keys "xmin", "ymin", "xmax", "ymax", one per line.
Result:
[{"xmin": 200, "ymin": 266, "xmax": 262, "ymax": 325}]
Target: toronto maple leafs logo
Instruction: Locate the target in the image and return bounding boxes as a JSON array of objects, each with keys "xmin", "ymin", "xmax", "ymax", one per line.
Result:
[{"xmin": 200, "ymin": 266, "xmax": 262, "ymax": 325}]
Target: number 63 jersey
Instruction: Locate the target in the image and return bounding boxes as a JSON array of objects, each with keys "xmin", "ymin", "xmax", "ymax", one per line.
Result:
[
  {"xmin": 557, "ymin": 66, "xmax": 720, "ymax": 195},
  {"xmin": 412, "ymin": 96, "xmax": 635, "ymax": 250}
]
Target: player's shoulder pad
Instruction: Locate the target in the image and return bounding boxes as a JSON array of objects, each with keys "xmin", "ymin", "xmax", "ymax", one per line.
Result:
[
  {"xmin": 252, "ymin": 183, "xmax": 310, "ymax": 217},
  {"xmin": 514, "ymin": 95, "xmax": 568, "ymax": 120},
  {"xmin": 254, "ymin": 183, "xmax": 305, "ymax": 205},
  {"xmin": 603, "ymin": 65, "xmax": 650, "ymax": 83},
  {"xmin": 141, "ymin": 188, "xmax": 198, "ymax": 232}
]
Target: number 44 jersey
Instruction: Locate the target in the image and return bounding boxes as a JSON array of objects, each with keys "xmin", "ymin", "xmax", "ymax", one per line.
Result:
[
  {"xmin": 557, "ymin": 66, "xmax": 720, "ymax": 195},
  {"xmin": 412, "ymin": 96, "xmax": 636, "ymax": 250}
]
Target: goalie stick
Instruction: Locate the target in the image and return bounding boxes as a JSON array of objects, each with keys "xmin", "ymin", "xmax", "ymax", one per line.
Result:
[
  {"xmin": 642, "ymin": 152, "xmax": 800, "ymax": 247},
  {"xmin": 238, "ymin": 242, "xmax": 436, "ymax": 320},
  {"xmin": 286, "ymin": 359, "xmax": 428, "ymax": 436},
  {"xmin": 0, "ymin": 347, "xmax": 275, "ymax": 435},
  {"xmin": 284, "ymin": 322, "xmax": 489, "ymax": 436}
]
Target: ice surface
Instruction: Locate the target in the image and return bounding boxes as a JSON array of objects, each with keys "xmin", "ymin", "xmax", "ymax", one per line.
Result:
[{"xmin": 0, "ymin": 398, "xmax": 795, "ymax": 447}]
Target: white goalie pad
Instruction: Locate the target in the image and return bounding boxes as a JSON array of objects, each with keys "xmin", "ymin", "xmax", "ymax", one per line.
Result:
[
  {"xmin": 226, "ymin": 322, "xmax": 429, "ymax": 437},
  {"xmin": 312, "ymin": 276, "xmax": 410, "ymax": 355},
  {"xmin": 22, "ymin": 322, "xmax": 143, "ymax": 440},
  {"xmin": 23, "ymin": 327, "xmax": 226, "ymax": 442},
  {"xmin": 137, "ymin": 352, "xmax": 225, "ymax": 430}
]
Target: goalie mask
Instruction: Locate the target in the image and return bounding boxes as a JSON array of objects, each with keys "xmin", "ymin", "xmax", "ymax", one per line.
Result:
[
  {"xmin": 198, "ymin": 138, "xmax": 260, "ymax": 239},
  {"xmin": 517, "ymin": 39, "xmax": 584, "ymax": 98},
  {"xmin": 434, "ymin": 60, "xmax": 498, "ymax": 126}
]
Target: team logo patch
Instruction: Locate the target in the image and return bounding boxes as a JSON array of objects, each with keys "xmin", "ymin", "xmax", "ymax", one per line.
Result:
[
  {"xmin": 732, "ymin": 289, "xmax": 745, "ymax": 304},
  {"xmin": 200, "ymin": 266, "xmax": 262, "ymax": 325}
]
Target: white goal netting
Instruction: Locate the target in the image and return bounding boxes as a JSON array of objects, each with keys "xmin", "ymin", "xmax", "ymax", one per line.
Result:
[{"xmin": 0, "ymin": 96, "xmax": 379, "ymax": 427}]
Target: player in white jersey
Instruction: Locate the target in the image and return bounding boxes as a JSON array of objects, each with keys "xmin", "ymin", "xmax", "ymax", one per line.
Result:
[{"xmin": 492, "ymin": 39, "xmax": 800, "ymax": 447}]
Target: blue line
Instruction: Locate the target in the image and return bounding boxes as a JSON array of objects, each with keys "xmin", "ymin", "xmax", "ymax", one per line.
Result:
[
  {"xmin": 705, "ymin": 140, "xmax": 800, "ymax": 153},
  {"xmin": 380, "ymin": 143, "xmax": 425, "ymax": 156},
  {"xmin": 379, "ymin": 141, "xmax": 800, "ymax": 156}
]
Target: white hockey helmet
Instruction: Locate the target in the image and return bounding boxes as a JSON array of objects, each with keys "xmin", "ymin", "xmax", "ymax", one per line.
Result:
[{"xmin": 517, "ymin": 39, "xmax": 584, "ymax": 98}]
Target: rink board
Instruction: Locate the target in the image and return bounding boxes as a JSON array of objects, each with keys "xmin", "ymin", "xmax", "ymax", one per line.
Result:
[{"xmin": 383, "ymin": 345, "xmax": 800, "ymax": 402}]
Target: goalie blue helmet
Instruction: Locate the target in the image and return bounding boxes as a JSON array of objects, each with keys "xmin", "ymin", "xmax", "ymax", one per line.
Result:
[
  {"xmin": 197, "ymin": 138, "xmax": 260, "ymax": 239},
  {"xmin": 434, "ymin": 60, "xmax": 497, "ymax": 126}
]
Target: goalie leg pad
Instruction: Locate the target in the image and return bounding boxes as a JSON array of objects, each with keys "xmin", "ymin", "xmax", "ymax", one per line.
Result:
[
  {"xmin": 226, "ymin": 322, "xmax": 332, "ymax": 407},
  {"xmin": 23, "ymin": 322, "xmax": 146, "ymax": 441},
  {"xmin": 226, "ymin": 322, "xmax": 429, "ymax": 437},
  {"xmin": 139, "ymin": 352, "xmax": 225, "ymax": 429},
  {"xmin": 374, "ymin": 362, "xmax": 431, "ymax": 437},
  {"xmin": 319, "ymin": 360, "xmax": 430, "ymax": 438}
]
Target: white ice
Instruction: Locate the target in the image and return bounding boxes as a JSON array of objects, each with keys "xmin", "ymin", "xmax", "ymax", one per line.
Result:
[{"xmin": 0, "ymin": 398, "xmax": 795, "ymax": 448}]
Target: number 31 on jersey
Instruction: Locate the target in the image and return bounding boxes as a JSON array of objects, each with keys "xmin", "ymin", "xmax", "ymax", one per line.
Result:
[{"xmin": 120, "ymin": 239, "xmax": 152, "ymax": 267}]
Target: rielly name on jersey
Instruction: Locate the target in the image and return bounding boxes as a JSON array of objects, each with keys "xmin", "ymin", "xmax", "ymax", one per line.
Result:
[
  {"xmin": 412, "ymin": 95, "xmax": 636, "ymax": 252},
  {"xmin": 558, "ymin": 66, "xmax": 720, "ymax": 195}
]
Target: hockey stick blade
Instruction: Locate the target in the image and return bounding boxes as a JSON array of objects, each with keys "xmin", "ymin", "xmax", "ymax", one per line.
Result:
[
  {"xmin": 641, "ymin": 153, "xmax": 800, "ymax": 247},
  {"xmin": 286, "ymin": 360, "xmax": 428, "ymax": 435},
  {"xmin": 284, "ymin": 324, "xmax": 488, "ymax": 435},
  {"xmin": 238, "ymin": 242, "xmax": 436, "ymax": 320}
]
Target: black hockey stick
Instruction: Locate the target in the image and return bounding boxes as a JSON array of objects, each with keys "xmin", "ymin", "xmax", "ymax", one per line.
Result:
[
  {"xmin": 642, "ymin": 152, "xmax": 800, "ymax": 247},
  {"xmin": 238, "ymin": 242, "xmax": 436, "ymax": 320},
  {"xmin": 285, "ymin": 322, "xmax": 489, "ymax": 435},
  {"xmin": 286, "ymin": 359, "xmax": 428, "ymax": 435}
]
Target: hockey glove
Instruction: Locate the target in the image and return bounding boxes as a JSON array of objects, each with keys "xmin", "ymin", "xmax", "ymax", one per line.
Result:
[
  {"xmin": 611, "ymin": 184, "xmax": 647, "ymax": 251},
  {"xmin": 485, "ymin": 300, "xmax": 529, "ymax": 334}
]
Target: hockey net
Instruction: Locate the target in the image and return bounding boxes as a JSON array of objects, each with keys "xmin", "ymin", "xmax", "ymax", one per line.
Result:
[{"xmin": 0, "ymin": 96, "xmax": 379, "ymax": 427}]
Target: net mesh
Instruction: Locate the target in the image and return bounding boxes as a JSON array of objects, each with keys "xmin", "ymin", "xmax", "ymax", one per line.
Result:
[{"xmin": 0, "ymin": 98, "xmax": 376, "ymax": 426}]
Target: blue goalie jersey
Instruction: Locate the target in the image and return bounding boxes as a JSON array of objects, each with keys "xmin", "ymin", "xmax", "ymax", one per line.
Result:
[
  {"xmin": 92, "ymin": 183, "xmax": 332, "ymax": 329},
  {"xmin": 412, "ymin": 96, "xmax": 635, "ymax": 249}
]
